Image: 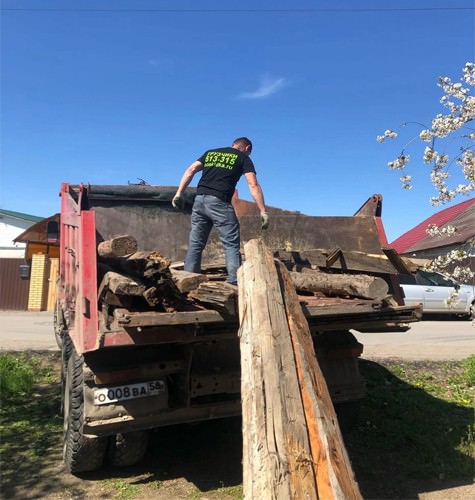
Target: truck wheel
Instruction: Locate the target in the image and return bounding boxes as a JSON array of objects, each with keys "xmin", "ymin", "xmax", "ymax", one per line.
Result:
[
  {"xmin": 108, "ymin": 431, "xmax": 150, "ymax": 467},
  {"xmin": 60, "ymin": 334, "xmax": 73, "ymax": 415},
  {"xmin": 54, "ymin": 299, "xmax": 65, "ymax": 349},
  {"xmin": 63, "ymin": 348, "xmax": 107, "ymax": 474}
]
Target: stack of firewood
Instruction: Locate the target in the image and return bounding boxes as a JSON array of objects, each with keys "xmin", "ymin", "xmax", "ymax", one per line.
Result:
[
  {"xmin": 96, "ymin": 235, "xmax": 239, "ymax": 320},
  {"xmin": 96, "ymin": 235, "xmax": 391, "ymax": 324}
]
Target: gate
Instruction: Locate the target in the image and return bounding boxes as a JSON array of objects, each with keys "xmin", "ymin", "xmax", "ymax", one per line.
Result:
[{"xmin": 0, "ymin": 258, "xmax": 30, "ymax": 310}]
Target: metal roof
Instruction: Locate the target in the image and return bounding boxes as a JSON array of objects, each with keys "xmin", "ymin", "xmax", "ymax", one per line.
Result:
[
  {"xmin": 0, "ymin": 209, "xmax": 44, "ymax": 223},
  {"xmin": 391, "ymin": 197, "xmax": 475, "ymax": 253}
]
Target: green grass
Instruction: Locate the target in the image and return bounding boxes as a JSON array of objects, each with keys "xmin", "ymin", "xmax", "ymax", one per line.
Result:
[
  {"xmin": 104, "ymin": 479, "xmax": 141, "ymax": 500},
  {"xmin": 345, "ymin": 358, "xmax": 475, "ymax": 498},
  {"xmin": 0, "ymin": 352, "xmax": 473, "ymax": 499},
  {"xmin": 0, "ymin": 353, "xmax": 35, "ymax": 399},
  {"xmin": 0, "ymin": 352, "xmax": 63, "ymax": 496}
]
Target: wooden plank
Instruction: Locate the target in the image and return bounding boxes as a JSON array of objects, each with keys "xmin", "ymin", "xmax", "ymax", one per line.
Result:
[
  {"xmin": 113, "ymin": 308, "xmax": 225, "ymax": 327},
  {"xmin": 188, "ymin": 281, "xmax": 237, "ymax": 315},
  {"xmin": 275, "ymin": 248, "xmax": 398, "ymax": 274},
  {"xmin": 239, "ymin": 239, "xmax": 317, "ymax": 499},
  {"xmin": 239, "ymin": 239, "xmax": 362, "ymax": 500},
  {"xmin": 46, "ymin": 257, "xmax": 59, "ymax": 312},
  {"xmin": 277, "ymin": 259, "xmax": 363, "ymax": 499}
]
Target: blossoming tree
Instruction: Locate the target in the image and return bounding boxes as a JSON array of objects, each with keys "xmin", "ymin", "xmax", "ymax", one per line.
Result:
[{"xmin": 378, "ymin": 62, "xmax": 474, "ymax": 283}]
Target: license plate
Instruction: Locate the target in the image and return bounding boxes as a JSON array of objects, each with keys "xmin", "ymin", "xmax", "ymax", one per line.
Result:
[{"xmin": 94, "ymin": 380, "xmax": 165, "ymax": 406}]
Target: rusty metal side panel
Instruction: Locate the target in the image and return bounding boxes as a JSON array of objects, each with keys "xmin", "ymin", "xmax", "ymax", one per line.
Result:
[{"xmin": 91, "ymin": 203, "xmax": 384, "ymax": 264}]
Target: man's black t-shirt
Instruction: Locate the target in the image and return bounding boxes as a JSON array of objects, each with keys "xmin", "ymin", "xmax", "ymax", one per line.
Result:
[{"xmin": 196, "ymin": 147, "xmax": 256, "ymax": 202}]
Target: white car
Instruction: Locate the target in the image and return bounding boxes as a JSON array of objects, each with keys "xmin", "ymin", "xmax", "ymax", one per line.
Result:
[{"xmin": 399, "ymin": 270, "xmax": 475, "ymax": 319}]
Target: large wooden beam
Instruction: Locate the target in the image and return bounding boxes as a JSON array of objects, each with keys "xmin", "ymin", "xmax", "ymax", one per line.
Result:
[
  {"xmin": 278, "ymin": 259, "xmax": 362, "ymax": 500},
  {"xmin": 239, "ymin": 239, "xmax": 317, "ymax": 499},
  {"xmin": 239, "ymin": 239, "xmax": 361, "ymax": 500}
]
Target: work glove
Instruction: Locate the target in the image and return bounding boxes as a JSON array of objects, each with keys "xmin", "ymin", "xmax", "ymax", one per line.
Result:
[
  {"xmin": 261, "ymin": 212, "xmax": 269, "ymax": 230},
  {"xmin": 172, "ymin": 192, "xmax": 183, "ymax": 209}
]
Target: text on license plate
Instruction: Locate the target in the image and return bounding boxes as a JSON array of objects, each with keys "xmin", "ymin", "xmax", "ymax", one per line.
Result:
[{"xmin": 94, "ymin": 380, "xmax": 165, "ymax": 406}]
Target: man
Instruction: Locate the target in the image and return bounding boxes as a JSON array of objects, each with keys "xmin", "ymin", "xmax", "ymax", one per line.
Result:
[{"xmin": 172, "ymin": 137, "xmax": 268, "ymax": 285}]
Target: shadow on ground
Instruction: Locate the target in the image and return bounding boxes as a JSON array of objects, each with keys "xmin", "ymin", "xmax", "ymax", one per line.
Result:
[{"xmin": 344, "ymin": 359, "xmax": 474, "ymax": 499}]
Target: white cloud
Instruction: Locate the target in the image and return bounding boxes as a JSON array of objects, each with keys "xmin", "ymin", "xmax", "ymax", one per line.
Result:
[{"xmin": 238, "ymin": 75, "xmax": 287, "ymax": 99}]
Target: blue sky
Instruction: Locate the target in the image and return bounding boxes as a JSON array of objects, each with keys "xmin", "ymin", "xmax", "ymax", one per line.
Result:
[{"xmin": 1, "ymin": 0, "xmax": 474, "ymax": 243}]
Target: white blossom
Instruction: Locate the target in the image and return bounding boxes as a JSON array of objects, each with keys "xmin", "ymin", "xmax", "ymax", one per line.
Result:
[
  {"xmin": 388, "ymin": 154, "xmax": 409, "ymax": 170},
  {"xmin": 419, "ymin": 129, "xmax": 433, "ymax": 141},
  {"xmin": 423, "ymin": 146, "xmax": 437, "ymax": 163},
  {"xmin": 426, "ymin": 224, "xmax": 457, "ymax": 237},
  {"xmin": 376, "ymin": 129, "xmax": 398, "ymax": 143},
  {"xmin": 381, "ymin": 63, "xmax": 475, "ymax": 281},
  {"xmin": 400, "ymin": 175, "xmax": 412, "ymax": 189}
]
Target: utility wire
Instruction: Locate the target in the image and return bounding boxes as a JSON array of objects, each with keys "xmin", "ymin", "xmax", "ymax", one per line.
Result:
[{"xmin": 1, "ymin": 7, "xmax": 474, "ymax": 13}]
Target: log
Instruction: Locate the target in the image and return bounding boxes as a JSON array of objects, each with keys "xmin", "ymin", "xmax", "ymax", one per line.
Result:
[
  {"xmin": 291, "ymin": 269, "xmax": 389, "ymax": 299},
  {"xmin": 239, "ymin": 239, "xmax": 361, "ymax": 500},
  {"xmin": 98, "ymin": 271, "xmax": 147, "ymax": 301},
  {"xmin": 121, "ymin": 251, "xmax": 171, "ymax": 279},
  {"xmin": 188, "ymin": 281, "xmax": 237, "ymax": 315},
  {"xmin": 97, "ymin": 235, "xmax": 137, "ymax": 258},
  {"xmin": 102, "ymin": 251, "xmax": 171, "ymax": 280},
  {"xmin": 170, "ymin": 269, "xmax": 208, "ymax": 293}
]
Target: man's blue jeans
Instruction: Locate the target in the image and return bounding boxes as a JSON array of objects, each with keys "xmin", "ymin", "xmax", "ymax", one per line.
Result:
[{"xmin": 184, "ymin": 194, "xmax": 241, "ymax": 284}]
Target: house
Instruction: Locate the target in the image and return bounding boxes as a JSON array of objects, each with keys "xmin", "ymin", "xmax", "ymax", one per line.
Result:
[
  {"xmin": 0, "ymin": 209, "xmax": 44, "ymax": 310},
  {"xmin": 391, "ymin": 197, "xmax": 475, "ymax": 282},
  {"xmin": 0, "ymin": 209, "xmax": 44, "ymax": 258}
]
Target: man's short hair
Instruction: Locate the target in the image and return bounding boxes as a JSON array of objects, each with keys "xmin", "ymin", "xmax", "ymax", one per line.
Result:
[{"xmin": 233, "ymin": 137, "xmax": 252, "ymax": 152}]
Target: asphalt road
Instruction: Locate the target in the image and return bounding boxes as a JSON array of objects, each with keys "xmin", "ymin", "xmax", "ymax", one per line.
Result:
[{"xmin": 0, "ymin": 311, "xmax": 473, "ymax": 360}]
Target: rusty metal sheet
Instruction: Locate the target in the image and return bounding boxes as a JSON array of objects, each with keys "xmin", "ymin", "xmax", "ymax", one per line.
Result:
[{"xmin": 88, "ymin": 186, "xmax": 387, "ymax": 267}]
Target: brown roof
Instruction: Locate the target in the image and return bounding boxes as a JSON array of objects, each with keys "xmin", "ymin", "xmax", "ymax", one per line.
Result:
[{"xmin": 14, "ymin": 214, "xmax": 60, "ymax": 244}]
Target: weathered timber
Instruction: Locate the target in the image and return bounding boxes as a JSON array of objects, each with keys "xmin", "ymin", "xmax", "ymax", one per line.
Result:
[
  {"xmin": 277, "ymin": 259, "xmax": 362, "ymax": 499},
  {"xmin": 105, "ymin": 251, "xmax": 171, "ymax": 280},
  {"xmin": 170, "ymin": 269, "xmax": 208, "ymax": 293},
  {"xmin": 188, "ymin": 281, "xmax": 237, "ymax": 315},
  {"xmin": 275, "ymin": 248, "xmax": 408, "ymax": 274},
  {"xmin": 97, "ymin": 235, "xmax": 137, "ymax": 258},
  {"xmin": 239, "ymin": 239, "xmax": 362, "ymax": 500},
  {"xmin": 291, "ymin": 269, "xmax": 389, "ymax": 299},
  {"xmin": 98, "ymin": 271, "xmax": 147, "ymax": 301},
  {"xmin": 113, "ymin": 307, "xmax": 226, "ymax": 327},
  {"xmin": 102, "ymin": 290, "xmax": 135, "ymax": 308},
  {"xmin": 238, "ymin": 239, "xmax": 318, "ymax": 499}
]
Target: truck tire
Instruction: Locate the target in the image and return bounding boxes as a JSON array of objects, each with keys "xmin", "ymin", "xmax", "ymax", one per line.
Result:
[
  {"xmin": 60, "ymin": 334, "xmax": 73, "ymax": 415},
  {"xmin": 63, "ymin": 348, "xmax": 107, "ymax": 474},
  {"xmin": 108, "ymin": 431, "xmax": 150, "ymax": 467},
  {"xmin": 54, "ymin": 299, "xmax": 65, "ymax": 349}
]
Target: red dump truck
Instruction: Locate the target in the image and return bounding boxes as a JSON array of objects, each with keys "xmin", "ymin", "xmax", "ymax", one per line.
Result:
[{"xmin": 54, "ymin": 183, "xmax": 421, "ymax": 474}]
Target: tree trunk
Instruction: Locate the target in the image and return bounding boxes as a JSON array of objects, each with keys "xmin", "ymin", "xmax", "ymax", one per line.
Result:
[{"xmin": 291, "ymin": 269, "xmax": 389, "ymax": 299}]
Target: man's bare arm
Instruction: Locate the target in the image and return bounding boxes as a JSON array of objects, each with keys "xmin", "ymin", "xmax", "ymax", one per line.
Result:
[
  {"xmin": 176, "ymin": 161, "xmax": 203, "ymax": 194},
  {"xmin": 244, "ymin": 172, "xmax": 266, "ymax": 214}
]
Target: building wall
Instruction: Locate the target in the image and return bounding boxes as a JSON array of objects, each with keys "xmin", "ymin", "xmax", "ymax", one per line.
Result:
[{"xmin": 0, "ymin": 215, "xmax": 32, "ymax": 253}]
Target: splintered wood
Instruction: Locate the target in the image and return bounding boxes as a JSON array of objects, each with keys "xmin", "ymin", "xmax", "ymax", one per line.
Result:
[{"xmin": 238, "ymin": 239, "xmax": 362, "ymax": 500}]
